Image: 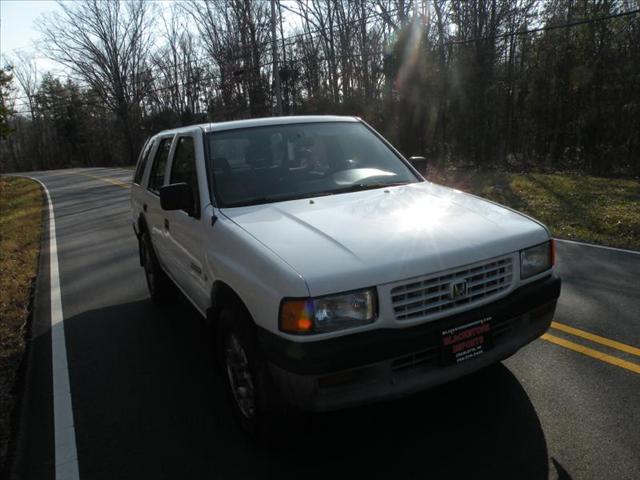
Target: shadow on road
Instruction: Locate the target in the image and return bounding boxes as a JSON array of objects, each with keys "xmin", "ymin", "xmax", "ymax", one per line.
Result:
[{"xmin": 60, "ymin": 297, "xmax": 549, "ymax": 479}]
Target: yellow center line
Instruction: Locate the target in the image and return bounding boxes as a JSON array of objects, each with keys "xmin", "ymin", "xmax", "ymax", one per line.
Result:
[
  {"xmin": 74, "ymin": 171, "xmax": 130, "ymax": 189},
  {"xmin": 541, "ymin": 333, "xmax": 640, "ymax": 374},
  {"xmin": 550, "ymin": 321, "xmax": 640, "ymax": 357}
]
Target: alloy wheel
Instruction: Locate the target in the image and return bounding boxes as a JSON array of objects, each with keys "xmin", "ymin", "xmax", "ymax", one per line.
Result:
[{"xmin": 224, "ymin": 333, "xmax": 257, "ymax": 419}]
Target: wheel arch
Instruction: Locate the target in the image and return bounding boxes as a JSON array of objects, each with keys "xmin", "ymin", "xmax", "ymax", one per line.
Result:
[
  {"xmin": 137, "ymin": 214, "xmax": 148, "ymax": 237},
  {"xmin": 208, "ymin": 280, "xmax": 255, "ymax": 328},
  {"xmin": 136, "ymin": 214, "xmax": 149, "ymax": 266}
]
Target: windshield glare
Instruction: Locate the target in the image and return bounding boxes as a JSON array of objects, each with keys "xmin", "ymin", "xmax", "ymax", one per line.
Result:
[{"xmin": 207, "ymin": 122, "xmax": 419, "ymax": 207}]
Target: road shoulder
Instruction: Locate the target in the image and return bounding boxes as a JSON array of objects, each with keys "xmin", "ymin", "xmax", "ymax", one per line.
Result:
[{"xmin": 0, "ymin": 177, "xmax": 46, "ymax": 477}]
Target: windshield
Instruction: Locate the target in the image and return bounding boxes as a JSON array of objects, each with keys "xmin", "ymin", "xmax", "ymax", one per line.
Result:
[{"xmin": 206, "ymin": 122, "xmax": 419, "ymax": 207}]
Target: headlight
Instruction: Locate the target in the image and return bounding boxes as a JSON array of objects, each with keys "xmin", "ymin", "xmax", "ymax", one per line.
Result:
[
  {"xmin": 520, "ymin": 240, "xmax": 554, "ymax": 279},
  {"xmin": 279, "ymin": 288, "xmax": 377, "ymax": 334}
]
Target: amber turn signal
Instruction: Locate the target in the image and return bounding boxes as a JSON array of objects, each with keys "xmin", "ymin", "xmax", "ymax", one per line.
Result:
[{"xmin": 279, "ymin": 299, "xmax": 314, "ymax": 334}]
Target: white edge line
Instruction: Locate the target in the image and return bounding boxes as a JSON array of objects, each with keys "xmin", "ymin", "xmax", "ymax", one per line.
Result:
[
  {"xmin": 27, "ymin": 176, "xmax": 81, "ymax": 480},
  {"xmin": 554, "ymin": 238, "xmax": 640, "ymax": 255}
]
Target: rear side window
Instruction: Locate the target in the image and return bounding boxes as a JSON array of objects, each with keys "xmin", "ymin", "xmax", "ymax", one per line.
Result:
[
  {"xmin": 148, "ymin": 137, "xmax": 173, "ymax": 193},
  {"xmin": 133, "ymin": 139, "xmax": 153, "ymax": 185},
  {"xmin": 170, "ymin": 136, "xmax": 200, "ymax": 216}
]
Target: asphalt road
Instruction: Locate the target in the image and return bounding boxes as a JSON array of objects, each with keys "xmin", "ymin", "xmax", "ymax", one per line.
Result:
[{"xmin": 8, "ymin": 168, "xmax": 640, "ymax": 480}]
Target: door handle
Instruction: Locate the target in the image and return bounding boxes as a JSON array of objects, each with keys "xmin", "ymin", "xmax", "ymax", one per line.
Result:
[
  {"xmin": 164, "ymin": 218, "xmax": 170, "ymax": 230},
  {"xmin": 143, "ymin": 203, "xmax": 148, "ymax": 212}
]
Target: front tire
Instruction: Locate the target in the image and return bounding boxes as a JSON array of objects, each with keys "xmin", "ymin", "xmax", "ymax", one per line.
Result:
[{"xmin": 218, "ymin": 304, "xmax": 297, "ymax": 439}]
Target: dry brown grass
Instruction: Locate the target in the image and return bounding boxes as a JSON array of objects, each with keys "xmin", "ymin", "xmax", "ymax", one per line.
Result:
[
  {"xmin": 0, "ymin": 176, "xmax": 43, "ymax": 471},
  {"xmin": 429, "ymin": 168, "xmax": 640, "ymax": 251}
]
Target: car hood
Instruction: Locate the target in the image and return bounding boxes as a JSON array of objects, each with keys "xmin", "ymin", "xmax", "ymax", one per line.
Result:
[{"xmin": 222, "ymin": 182, "xmax": 548, "ymax": 296}]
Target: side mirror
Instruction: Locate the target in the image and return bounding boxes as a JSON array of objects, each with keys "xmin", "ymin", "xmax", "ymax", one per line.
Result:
[
  {"xmin": 408, "ymin": 156, "xmax": 428, "ymax": 174},
  {"xmin": 160, "ymin": 183, "xmax": 194, "ymax": 215}
]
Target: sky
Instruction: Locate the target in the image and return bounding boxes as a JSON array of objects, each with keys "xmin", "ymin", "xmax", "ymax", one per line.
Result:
[
  {"xmin": 0, "ymin": 0, "xmax": 184, "ymax": 112},
  {"xmin": 0, "ymin": 0, "xmax": 178, "ymax": 73},
  {"xmin": 0, "ymin": 0, "xmax": 61, "ymax": 70},
  {"xmin": 1, "ymin": 0, "xmax": 297, "ymax": 108}
]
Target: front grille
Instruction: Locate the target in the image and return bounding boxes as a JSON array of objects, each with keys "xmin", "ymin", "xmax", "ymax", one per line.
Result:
[
  {"xmin": 391, "ymin": 346, "xmax": 440, "ymax": 372},
  {"xmin": 391, "ymin": 256, "xmax": 514, "ymax": 321}
]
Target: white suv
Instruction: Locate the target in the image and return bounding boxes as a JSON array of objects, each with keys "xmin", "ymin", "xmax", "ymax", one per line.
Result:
[{"xmin": 131, "ymin": 116, "xmax": 561, "ymax": 434}]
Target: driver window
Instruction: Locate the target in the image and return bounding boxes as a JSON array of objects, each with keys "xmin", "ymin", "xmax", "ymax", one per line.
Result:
[
  {"xmin": 148, "ymin": 137, "xmax": 173, "ymax": 193},
  {"xmin": 170, "ymin": 136, "xmax": 200, "ymax": 217}
]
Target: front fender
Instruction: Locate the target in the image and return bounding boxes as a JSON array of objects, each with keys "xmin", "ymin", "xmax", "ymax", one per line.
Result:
[{"xmin": 204, "ymin": 211, "xmax": 309, "ymax": 334}]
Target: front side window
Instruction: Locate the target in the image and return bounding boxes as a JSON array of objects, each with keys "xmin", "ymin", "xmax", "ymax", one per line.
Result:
[
  {"xmin": 133, "ymin": 138, "xmax": 153, "ymax": 185},
  {"xmin": 148, "ymin": 137, "xmax": 173, "ymax": 193},
  {"xmin": 206, "ymin": 122, "xmax": 418, "ymax": 207},
  {"xmin": 170, "ymin": 136, "xmax": 200, "ymax": 216}
]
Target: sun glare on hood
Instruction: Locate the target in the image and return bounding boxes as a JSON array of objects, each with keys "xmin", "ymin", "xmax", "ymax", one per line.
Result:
[{"xmin": 393, "ymin": 191, "xmax": 452, "ymax": 233}]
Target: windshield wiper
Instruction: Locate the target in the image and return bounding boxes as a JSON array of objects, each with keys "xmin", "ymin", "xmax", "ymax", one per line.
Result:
[
  {"xmin": 224, "ymin": 196, "xmax": 289, "ymax": 207},
  {"xmin": 223, "ymin": 181, "xmax": 413, "ymax": 207},
  {"xmin": 303, "ymin": 181, "xmax": 412, "ymax": 199},
  {"xmin": 334, "ymin": 181, "xmax": 412, "ymax": 193}
]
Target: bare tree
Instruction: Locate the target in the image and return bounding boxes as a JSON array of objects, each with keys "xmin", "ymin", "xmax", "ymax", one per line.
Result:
[
  {"xmin": 38, "ymin": 0, "xmax": 154, "ymax": 163},
  {"xmin": 150, "ymin": 5, "xmax": 205, "ymax": 123},
  {"xmin": 183, "ymin": 0, "xmax": 270, "ymax": 118},
  {"xmin": 1, "ymin": 0, "xmax": 637, "ymax": 176},
  {"xmin": 7, "ymin": 52, "xmax": 39, "ymax": 121},
  {"xmin": 6, "ymin": 54, "xmax": 41, "ymax": 170}
]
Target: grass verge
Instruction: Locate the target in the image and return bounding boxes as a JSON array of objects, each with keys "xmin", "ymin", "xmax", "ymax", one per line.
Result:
[
  {"xmin": 0, "ymin": 176, "xmax": 43, "ymax": 472},
  {"xmin": 429, "ymin": 169, "xmax": 640, "ymax": 251}
]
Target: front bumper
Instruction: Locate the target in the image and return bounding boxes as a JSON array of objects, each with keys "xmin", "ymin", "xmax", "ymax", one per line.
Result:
[{"xmin": 258, "ymin": 273, "xmax": 561, "ymax": 412}]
